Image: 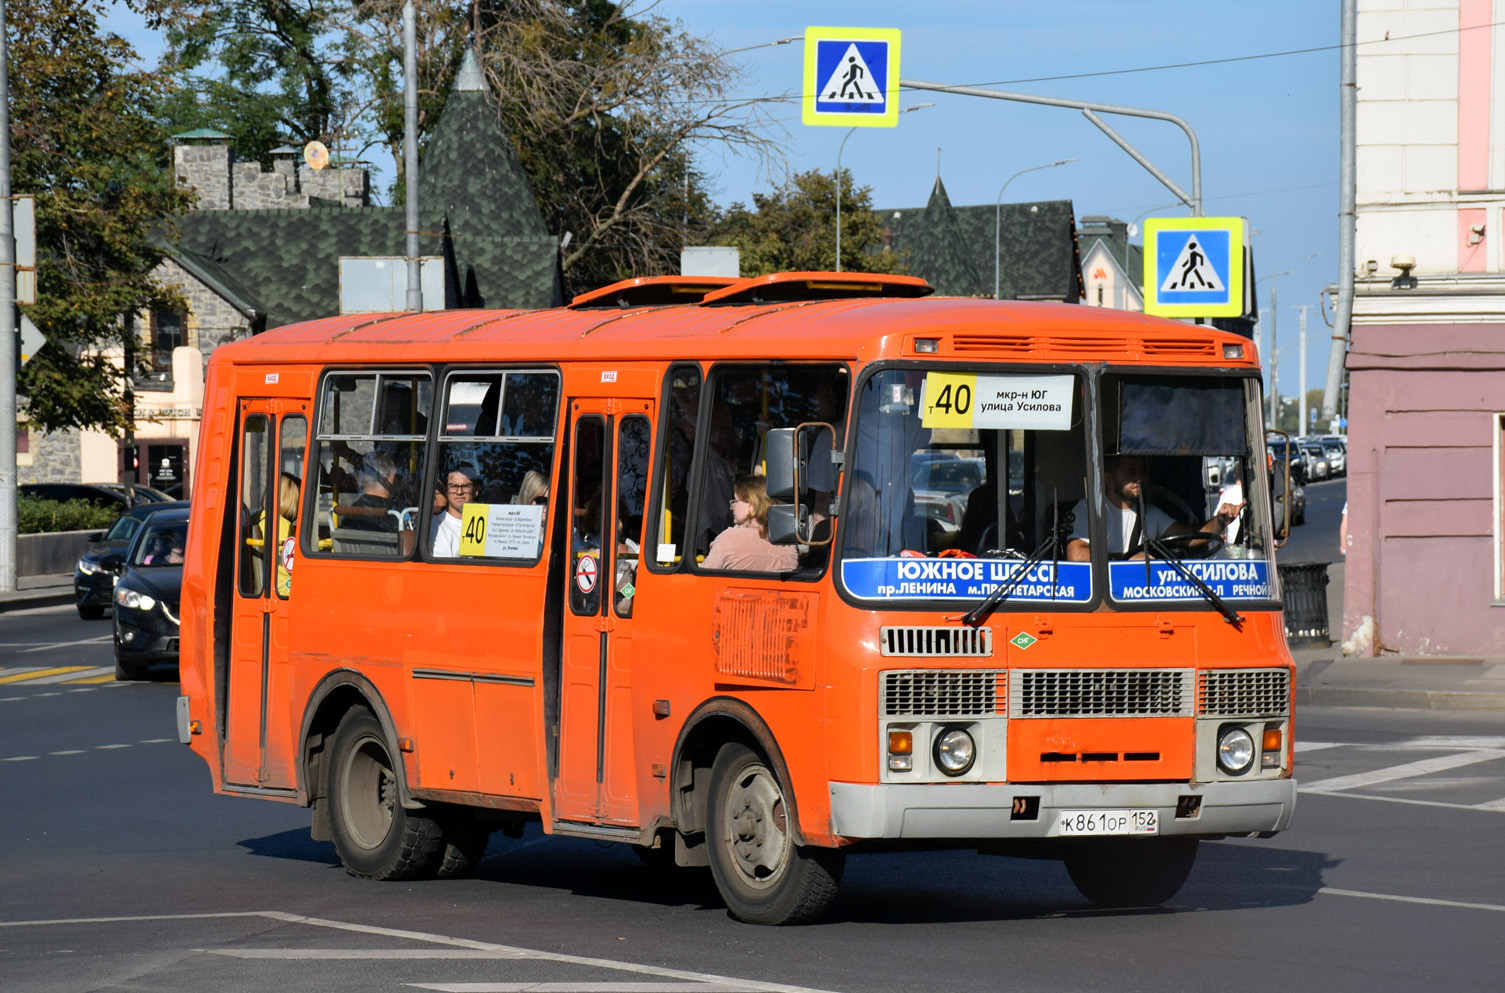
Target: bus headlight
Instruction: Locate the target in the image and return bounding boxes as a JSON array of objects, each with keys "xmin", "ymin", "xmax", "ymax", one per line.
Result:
[
  {"xmin": 933, "ymin": 727, "xmax": 975, "ymax": 776},
  {"xmin": 1217, "ymin": 727, "xmax": 1255, "ymax": 775}
]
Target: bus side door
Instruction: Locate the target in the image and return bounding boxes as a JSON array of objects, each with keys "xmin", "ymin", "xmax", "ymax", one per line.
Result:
[
  {"xmin": 223, "ymin": 399, "xmax": 306, "ymax": 791},
  {"xmin": 555, "ymin": 399, "xmax": 654, "ymax": 825}
]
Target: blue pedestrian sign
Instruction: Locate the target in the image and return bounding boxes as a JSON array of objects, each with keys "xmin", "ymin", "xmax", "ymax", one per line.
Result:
[
  {"xmin": 802, "ymin": 27, "xmax": 902, "ymax": 128},
  {"xmin": 1142, "ymin": 216, "xmax": 1247, "ymax": 318}
]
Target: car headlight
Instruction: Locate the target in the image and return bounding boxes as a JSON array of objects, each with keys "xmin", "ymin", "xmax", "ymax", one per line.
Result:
[
  {"xmin": 933, "ymin": 727, "xmax": 976, "ymax": 776},
  {"xmin": 78, "ymin": 558, "xmax": 101, "ymax": 575},
  {"xmin": 1217, "ymin": 727, "xmax": 1256, "ymax": 775},
  {"xmin": 115, "ymin": 587, "xmax": 157, "ymax": 611}
]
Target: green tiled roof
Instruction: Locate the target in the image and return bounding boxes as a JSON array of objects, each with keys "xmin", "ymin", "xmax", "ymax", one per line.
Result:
[
  {"xmin": 167, "ymin": 65, "xmax": 561, "ymax": 328},
  {"xmin": 877, "ymin": 185, "xmax": 1081, "ymax": 301}
]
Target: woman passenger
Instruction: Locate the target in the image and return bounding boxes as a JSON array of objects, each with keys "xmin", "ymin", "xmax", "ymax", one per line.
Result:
[
  {"xmin": 276, "ymin": 473, "xmax": 299, "ymax": 596},
  {"xmin": 701, "ymin": 474, "xmax": 797, "ymax": 572}
]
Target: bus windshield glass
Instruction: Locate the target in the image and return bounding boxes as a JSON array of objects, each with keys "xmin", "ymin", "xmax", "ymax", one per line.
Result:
[{"xmin": 838, "ymin": 367, "xmax": 1277, "ymax": 609}]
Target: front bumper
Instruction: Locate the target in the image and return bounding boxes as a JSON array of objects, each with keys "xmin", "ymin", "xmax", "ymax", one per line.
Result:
[
  {"xmin": 74, "ymin": 573, "xmax": 113, "ymax": 607},
  {"xmin": 829, "ymin": 778, "xmax": 1296, "ymax": 841},
  {"xmin": 115, "ymin": 611, "xmax": 180, "ymax": 663}
]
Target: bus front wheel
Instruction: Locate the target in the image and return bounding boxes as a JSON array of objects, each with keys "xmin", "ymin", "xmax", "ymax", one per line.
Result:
[
  {"xmin": 328, "ymin": 708, "xmax": 443, "ymax": 880},
  {"xmin": 1063, "ymin": 837, "xmax": 1199, "ymax": 908},
  {"xmin": 707, "ymin": 742, "xmax": 843, "ymax": 925}
]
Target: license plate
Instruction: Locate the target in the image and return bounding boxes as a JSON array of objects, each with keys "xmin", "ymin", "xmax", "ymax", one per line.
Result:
[{"xmin": 1057, "ymin": 808, "xmax": 1158, "ymax": 836}]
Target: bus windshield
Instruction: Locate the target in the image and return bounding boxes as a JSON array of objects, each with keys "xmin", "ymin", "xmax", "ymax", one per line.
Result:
[{"xmin": 838, "ymin": 366, "xmax": 1276, "ymax": 609}]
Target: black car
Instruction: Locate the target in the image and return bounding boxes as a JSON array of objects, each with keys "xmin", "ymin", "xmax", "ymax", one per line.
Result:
[
  {"xmin": 21, "ymin": 482, "xmax": 173, "ymax": 509},
  {"xmin": 112, "ymin": 508, "xmax": 188, "ymax": 681},
  {"xmin": 73, "ymin": 501, "xmax": 190, "ymax": 619}
]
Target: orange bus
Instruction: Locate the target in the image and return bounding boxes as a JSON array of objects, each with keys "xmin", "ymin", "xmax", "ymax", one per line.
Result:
[{"xmin": 178, "ymin": 271, "xmax": 1296, "ymax": 924}]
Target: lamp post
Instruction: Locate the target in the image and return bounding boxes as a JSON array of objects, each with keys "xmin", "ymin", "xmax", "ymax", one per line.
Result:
[
  {"xmin": 835, "ymin": 102, "xmax": 933, "ymax": 272},
  {"xmin": 1254, "ymin": 254, "xmax": 1320, "ymax": 423},
  {"xmin": 994, "ymin": 158, "xmax": 1076, "ymax": 299}
]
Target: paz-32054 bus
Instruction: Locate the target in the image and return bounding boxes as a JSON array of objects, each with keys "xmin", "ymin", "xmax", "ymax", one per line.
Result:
[{"xmin": 178, "ymin": 271, "xmax": 1296, "ymax": 924}]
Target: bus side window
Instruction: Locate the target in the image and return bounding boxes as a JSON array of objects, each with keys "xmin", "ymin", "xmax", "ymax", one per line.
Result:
[
  {"xmin": 614, "ymin": 415, "xmax": 651, "ymax": 617},
  {"xmin": 650, "ymin": 365, "xmax": 701, "ymax": 569},
  {"xmin": 310, "ymin": 371, "xmax": 432, "ymax": 558},
  {"xmin": 276, "ymin": 414, "xmax": 306, "ymax": 598}
]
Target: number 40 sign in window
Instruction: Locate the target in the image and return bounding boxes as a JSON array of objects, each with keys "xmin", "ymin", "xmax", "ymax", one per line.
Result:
[{"xmin": 919, "ymin": 373, "xmax": 1075, "ymax": 431}]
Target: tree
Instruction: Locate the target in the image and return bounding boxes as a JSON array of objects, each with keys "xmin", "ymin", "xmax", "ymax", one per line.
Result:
[
  {"xmin": 147, "ymin": 0, "xmax": 782, "ymax": 292},
  {"xmin": 12, "ymin": 0, "xmax": 194, "ymax": 435},
  {"xmin": 710, "ymin": 168, "xmax": 907, "ymax": 277}
]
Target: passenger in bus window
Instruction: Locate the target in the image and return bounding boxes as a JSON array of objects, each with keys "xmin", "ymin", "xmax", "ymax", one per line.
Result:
[
  {"xmin": 276, "ymin": 473, "xmax": 299, "ymax": 596},
  {"xmin": 431, "ymin": 464, "xmax": 478, "ymax": 557},
  {"xmin": 339, "ymin": 451, "xmax": 402, "ymax": 532},
  {"xmin": 702, "ymin": 474, "xmax": 797, "ymax": 572},
  {"xmin": 1066, "ymin": 455, "xmax": 1244, "ymax": 561},
  {"xmin": 512, "ymin": 470, "xmax": 549, "ymax": 507}
]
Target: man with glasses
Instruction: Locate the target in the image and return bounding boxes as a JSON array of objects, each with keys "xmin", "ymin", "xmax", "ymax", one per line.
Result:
[{"xmin": 431, "ymin": 463, "xmax": 479, "ymax": 557}]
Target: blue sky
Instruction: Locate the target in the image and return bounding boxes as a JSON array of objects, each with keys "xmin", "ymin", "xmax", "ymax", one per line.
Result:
[{"xmin": 105, "ymin": 1, "xmax": 1341, "ymax": 392}]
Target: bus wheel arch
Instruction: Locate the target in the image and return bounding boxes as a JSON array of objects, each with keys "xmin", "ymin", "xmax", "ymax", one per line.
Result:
[{"xmin": 670, "ymin": 699, "xmax": 801, "ymax": 846}]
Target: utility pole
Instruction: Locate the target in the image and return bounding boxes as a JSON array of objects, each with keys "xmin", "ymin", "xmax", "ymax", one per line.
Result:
[
  {"xmin": 1296, "ymin": 304, "xmax": 1311, "ymax": 436},
  {"xmin": 0, "ymin": 0, "xmax": 17, "ymax": 593},
  {"xmin": 1268, "ymin": 285, "xmax": 1279, "ymax": 426},
  {"xmin": 403, "ymin": 1, "xmax": 422, "ymax": 312}
]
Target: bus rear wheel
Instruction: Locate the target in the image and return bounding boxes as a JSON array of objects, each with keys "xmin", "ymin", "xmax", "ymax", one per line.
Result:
[
  {"xmin": 707, "ymin": 742, "xmax": 843, "ymax": 925},
  {"xmin": 328, "ymin": 708, "xmax": 442, "ymax": 880},
  {"xmin": 1063, "ymin": 837, "xmax": 1199, "ymax": 908}
]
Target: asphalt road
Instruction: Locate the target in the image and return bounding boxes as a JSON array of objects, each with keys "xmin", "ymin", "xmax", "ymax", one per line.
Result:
[
  {"xmin": 4, "ymin": 597, "xmax": 1504, "ymax": 993},
  {"xmin": 1278, "ymin": 477, "xmax": 1346, "ymax": 565}
]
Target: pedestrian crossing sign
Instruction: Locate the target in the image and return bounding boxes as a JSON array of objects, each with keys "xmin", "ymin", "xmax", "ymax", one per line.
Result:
[
  {"xmin": 1143, "ymin": 216, "xmax": 1247, "ymax": 318},
  {"xmin": 802, "ymin": 27, "xmax": 902, "ymax": 128}
]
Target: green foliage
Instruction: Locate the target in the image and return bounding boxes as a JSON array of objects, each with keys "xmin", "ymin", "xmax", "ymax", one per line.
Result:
[
  {"xmin": 710, "ymin": 169, "xmax": 907, "ymax": 277},
  {"xmin": 18, "ymin": 498, "xmax": 120, "ymax": 535},
  {"xmin": 10, "ymin": 0, "xmax": 193, "ymax": 434}
]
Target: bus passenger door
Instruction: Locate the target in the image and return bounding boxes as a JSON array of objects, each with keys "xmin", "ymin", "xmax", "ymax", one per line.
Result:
[
  {"xmin": 223, "ymin": 400, "xmax": 306, "ymax": 791},
  {"xmin": 555, "ymin": 399, "xmax": 653, "ymax": 825}
]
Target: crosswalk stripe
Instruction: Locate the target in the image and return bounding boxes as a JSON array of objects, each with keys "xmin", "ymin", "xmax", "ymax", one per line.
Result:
[
  {"xmin": 19, "ymin": 635, "xmax": 111, "ymax": 654},
  {"xmin": 30, "ymin": 667, "xmax": 114, "ymax": 685},
  {"xmin": 0, "ymin": 666, "xmax": 94, "ymax": 684},
  {"xmin": 1300, "ymin": 749, "xmax": 1505, "ymax": 793},
  {"xmin": 1473, "ymin": 797, "xmax": 1505, "ymax": 811},
  {"xmin": 64, "ymin": 674, "xmax": 117, "ymax": 685}
]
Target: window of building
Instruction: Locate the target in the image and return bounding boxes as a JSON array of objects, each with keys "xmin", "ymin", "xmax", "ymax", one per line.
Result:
[{"xmin": 140, "ymin": 310, "xmax": 186, "ymax": 390}]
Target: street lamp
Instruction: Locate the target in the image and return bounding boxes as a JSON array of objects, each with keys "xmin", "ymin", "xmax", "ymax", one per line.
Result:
[
  {"xmin": 723, "ymin": 36, "xmax": 801, "ymax": 55},
  {"xmin": 994, "ymin": 158, "xmax": 1077, "ymax": 299},
  {"xmin": 1254, "ymin": 254, "xmax": 1320, "ymax": 422},
  {"xmin": 835, "ymin": 103, "xmax": 933, "ymax": 272}
]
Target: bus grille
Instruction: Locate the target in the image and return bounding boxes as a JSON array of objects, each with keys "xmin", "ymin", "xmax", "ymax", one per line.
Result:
[
  {"xmin": 882, "ymin": 669, "xmax": 1006, "ymax": 717},
  {"xmin": 1197, "ymin": 668, "xmax": 1290, "ymax": 717},
  {"xmin": 1010, "ymin": 668, "xmax": 1192, "ymax": 718},
  {"xmin": 879, "ymin": 625, "xmax": 993, "ymax": 658},
  {"xmin": 949, "ymin": 333, "xmax": 1218, "ymax": 360}
]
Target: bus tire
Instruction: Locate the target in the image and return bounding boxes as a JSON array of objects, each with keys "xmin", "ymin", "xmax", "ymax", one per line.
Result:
[
  {"xmin": 435, "ymin": 812, "xmax": 491, "ymax": 879},
  {"xmin": 328, "ymin": 708, "xmax": 442, "ymax": 880},
  {"xmin": 707, "ymin": 742, "xmax": 843, "ymax": 925},
  {"xmin": 1063, "ymin": 837, "xmax": 1199, "ymax": 908}
]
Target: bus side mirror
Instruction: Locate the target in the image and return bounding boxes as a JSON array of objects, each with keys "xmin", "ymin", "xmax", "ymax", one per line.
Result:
[
  {"xmin": 767, "ymin": 503, "xmax": 807, "ymax": 546},
  {"xmin": 765, "ymin": 428, "xmax": 800, "ymax": 499}
]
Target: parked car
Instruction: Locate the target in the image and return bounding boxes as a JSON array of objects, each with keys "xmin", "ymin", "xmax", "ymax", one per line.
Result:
[
  {"xmin": 911, "ymin": 456, "xmax": 985, "ymax": 498},
  {"xmin": 112, "ymin": 507, "xmax": 189, "ymax": 681},
  {"xmin": 1319, "ymin": 437, "xmax": 1346, "ymax": 477},
  {"xmin": 101, "ymin": 482, "xmax": 176, "ymax": 503},
  {"xmin": 20, "ymin": 482, "xmax": 171, "ymax": 509},
  {"xmin": 1301, "ymin": 442, "xmax": 1330, "ymax": 481},
  {"xmin": 73, "ymin": 501, "xmax": 190, "ymax": 620}
]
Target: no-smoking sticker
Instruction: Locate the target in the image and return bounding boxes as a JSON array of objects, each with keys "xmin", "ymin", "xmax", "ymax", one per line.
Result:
[
  {"xmin": 281, "ymin": 537, "xmax": 296, "ymax": 573},
  {"xmin": 575, "ymin": 553, "xmax": 598, "ymax": 594}
]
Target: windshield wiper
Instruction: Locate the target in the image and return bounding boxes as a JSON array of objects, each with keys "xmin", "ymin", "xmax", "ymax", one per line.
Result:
[{"xmin": 959, "ymin": 498, "xmax": 1071, "ymax": 627}]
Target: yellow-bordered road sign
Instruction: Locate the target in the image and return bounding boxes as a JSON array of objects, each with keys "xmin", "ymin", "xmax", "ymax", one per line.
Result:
[
  {"xmin": 802, "ymin": 27, "xmax": 902, "ymax": 128},
  {"xmin": 1143, "ymin": 216, "xmax": 1246, "ymax": 318}
]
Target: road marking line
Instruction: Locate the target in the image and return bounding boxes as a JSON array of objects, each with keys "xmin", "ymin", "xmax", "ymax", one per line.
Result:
[
  {"xmin": 1321, "ymin": 887, "xmax": 1505, "ymax": 913},
  {"xmin": 0, "ymin": 666, "xmax": 95, "ymax": 684},
  {"xmin": 30, "ymin": 667, "xmax": 114, "ymax": 685},
  {"xmin": 65, "ymin": 675, "xmax": 117, "ymax": 685},
  {"xmin": 1, "ymin": 756, "xmax": 38, "ymax": 761},
  {"xmin": 19, "ymin": 636, "xmax": 112, "ymax": 654},
  {"xmin": 95, "ymin": 744, "xmax": 132, "ymax": 750},
  {"xmin": 139, "ymin": 738, "xmax": 174, "ymax": 744},
  {"xmin": 213, "ymin": 950, "xmax": 535, "ymax": 960},
  {"xmin": 0, "ymin": 666, "xmax": 48, "ymax": 676},
  {"xmin": 50, "ymin": 750, "xmax": 86, "ymax": 756},
  {"xmin": 0, "ymin": 912, "xmax": 844, "ymax": 993},
  {"xmin": 1294, "ymin": 741, "xmax": 1342, "ymax": 752},
  {"xmin": 1473, "ymin": 797, "xmax": 1505, "ymax": 811},
  {"xmin": 1297, "ymin": 789, "xmax": 1505, "ymax": 813},
  {"xmin": 1299, "ymin": 749, "xmax": 1505, "ymax": 793},
  {"xmin": 408, "ymin": 985, "xmax": 762, "ymax": 992}
]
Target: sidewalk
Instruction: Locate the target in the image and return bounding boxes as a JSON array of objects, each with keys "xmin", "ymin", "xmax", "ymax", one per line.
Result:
[
  {"xmin": 4, "ymin": 565, "xmax": 1502, "ymax": 709},
  {"xmin": 0, "ymin": 573, "xmax": 78, "ymax": 613}
]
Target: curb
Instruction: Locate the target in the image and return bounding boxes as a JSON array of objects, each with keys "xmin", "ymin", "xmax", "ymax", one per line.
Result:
[
  {"xmin": 0, "ymin": 589, "xmax": 78, "ymax": 614},
  {"xmin": 1296, "ymin": 686, "xmax": 1505, "ymax": 711}
]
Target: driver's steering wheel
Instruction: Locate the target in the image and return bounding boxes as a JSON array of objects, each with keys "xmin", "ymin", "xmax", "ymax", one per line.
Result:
[{"xmin": 1145, "ymin": 529, "xmax": 1225, "ymax": 558}]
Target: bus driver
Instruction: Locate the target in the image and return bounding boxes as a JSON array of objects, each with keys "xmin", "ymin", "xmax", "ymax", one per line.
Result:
[{"xmin": 1066, "ymin": 454, "xmax": 1244, "ymax": 561}]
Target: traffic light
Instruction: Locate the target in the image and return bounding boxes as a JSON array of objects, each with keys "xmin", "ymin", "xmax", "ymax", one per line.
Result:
[{"xmin": 121, "ymin": 444, "xmax": 139, "ymax": 475}]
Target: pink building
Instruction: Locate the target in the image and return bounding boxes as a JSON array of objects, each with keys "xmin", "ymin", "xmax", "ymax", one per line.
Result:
[{"xmin": 1346, "ymin": 0, "xmax": 1505, "ymax": 655}]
